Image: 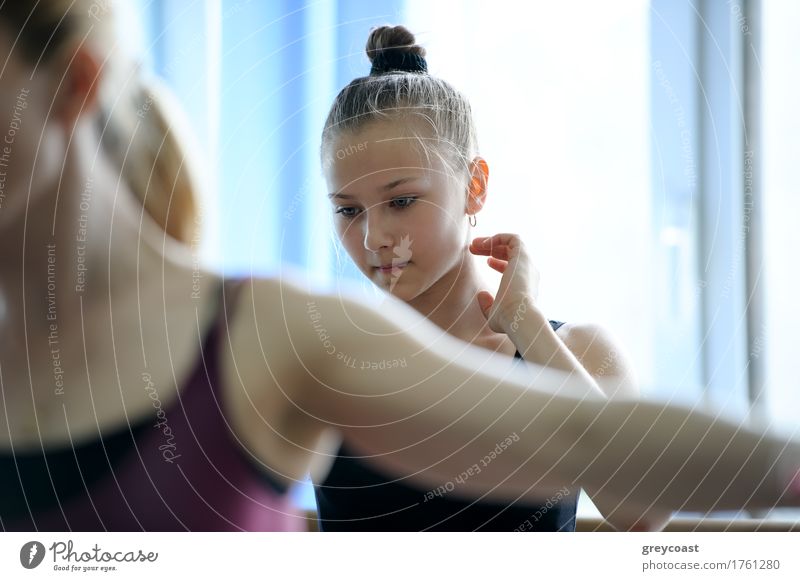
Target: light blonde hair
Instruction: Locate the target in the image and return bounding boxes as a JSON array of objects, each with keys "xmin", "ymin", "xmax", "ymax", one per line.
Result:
[
  {"xmin": 0, "ymin": 0, "xmax": 199, "ymax": 243},
  {"xmin": 321, "ymin": 25, "xmax": 478, "ymax": 181}
]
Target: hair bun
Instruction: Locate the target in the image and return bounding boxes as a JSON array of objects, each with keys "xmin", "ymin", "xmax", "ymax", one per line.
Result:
[{"xmin": 366, "ymin": 25, "xmax": 427, "ymax": 75}]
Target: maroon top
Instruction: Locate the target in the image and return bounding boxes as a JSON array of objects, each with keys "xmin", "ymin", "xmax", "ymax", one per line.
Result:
[{"xmin": 1, "ymin": 279, "xmax": 305, "ymax": 531}]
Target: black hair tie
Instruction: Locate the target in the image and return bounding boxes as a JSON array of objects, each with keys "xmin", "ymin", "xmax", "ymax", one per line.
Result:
[{"xmin": 370, "ymin": 49, "xmax": 428, "ymax": 75}]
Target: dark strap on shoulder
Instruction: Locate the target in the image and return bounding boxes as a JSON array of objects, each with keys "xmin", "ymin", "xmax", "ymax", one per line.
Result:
[{"xmin": 513, "ymin": 320, "xmax": 566, "ymax": 359}]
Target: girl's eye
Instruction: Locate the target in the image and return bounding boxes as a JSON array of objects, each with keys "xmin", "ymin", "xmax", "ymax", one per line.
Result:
[
  {"xmin": 389, "ymin": 196, "xmax": 418, "ymax": 209},
  {"xmin": 335, "ymin": 206, "xmax": 361, "ymax": 218}
]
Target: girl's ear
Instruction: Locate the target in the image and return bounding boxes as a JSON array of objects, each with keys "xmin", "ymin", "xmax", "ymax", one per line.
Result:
[
  {"xmin": 52, "ymin": 45, "xmax": 102, "ymax": 129},
  {"xmin": 466, "ymin": 156, "xmax": 489, "ymax": 216}
]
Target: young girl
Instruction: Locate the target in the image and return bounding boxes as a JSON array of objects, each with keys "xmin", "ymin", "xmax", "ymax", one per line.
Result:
[
  {"xmin": 315, "ymin": 25, "xmax": 717, "ymax": 530},
  {"xmin": 2, "ymin": 3, "xmax": 799, "ymax": 533}
]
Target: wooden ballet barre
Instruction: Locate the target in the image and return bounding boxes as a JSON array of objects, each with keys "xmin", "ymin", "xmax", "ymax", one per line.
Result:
[
  {"xmin": 576, "ymin": 517, "xmax": 800, "ymax": 532},
  {"xmin": 305, "ymin": 511, "xmax": 800, "ymax": 531}
]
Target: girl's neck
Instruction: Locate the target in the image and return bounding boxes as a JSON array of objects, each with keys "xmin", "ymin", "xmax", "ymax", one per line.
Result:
[
  {"xmin": 406, "ymin": 249, "xmax": 511, "ymax": 353},
  {"xmin": 0, "ymin": 121, "xmax": 197, "ymax": 338}
]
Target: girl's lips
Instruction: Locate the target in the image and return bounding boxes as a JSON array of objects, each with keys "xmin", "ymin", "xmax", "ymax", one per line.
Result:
[{"xmin": 376, "ymin": 261, "xmax": 408, "ymax": 273}]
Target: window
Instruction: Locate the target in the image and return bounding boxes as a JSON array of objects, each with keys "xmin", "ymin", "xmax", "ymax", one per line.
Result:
[{"xmin": 762, "ymin": 0, "xmax": 800, "ymax": 432}]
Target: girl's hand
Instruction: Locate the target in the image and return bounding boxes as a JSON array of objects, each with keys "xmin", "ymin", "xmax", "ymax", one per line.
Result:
[{"xmin": 469, "ymin": 233, "xmax": 541, "ymax": 334}]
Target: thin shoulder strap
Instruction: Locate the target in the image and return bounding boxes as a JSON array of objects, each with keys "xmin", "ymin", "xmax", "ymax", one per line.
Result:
[
  {"xmin": 513, "ymin": 320, "xmax": 567, "ymax": 359},
  {"xmin": 220, "ymin": 277, "xmax": 248, "ymax": 325},
  {"xmin": 206, "ymin": 277, "xmax": 248, "ymax": 355}
]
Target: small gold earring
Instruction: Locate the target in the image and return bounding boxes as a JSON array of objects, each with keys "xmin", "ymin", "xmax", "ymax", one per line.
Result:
[{"xmin": 469, "ymin": 214, "xmax": 477, "ymax": 227}]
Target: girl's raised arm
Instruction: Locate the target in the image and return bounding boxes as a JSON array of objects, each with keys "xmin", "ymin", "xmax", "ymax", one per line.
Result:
[{"xmin": 225, "ymin": 276, "xmax": 800, "ymax": 524}]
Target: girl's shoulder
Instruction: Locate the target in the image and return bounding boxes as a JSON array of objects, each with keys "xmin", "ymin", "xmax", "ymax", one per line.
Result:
[{"xmin": 555, "ymin": 322, "xmax": 639, "ymax": 398}]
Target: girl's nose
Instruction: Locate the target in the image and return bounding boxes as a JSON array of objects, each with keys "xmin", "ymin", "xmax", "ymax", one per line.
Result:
[{"xmin": 363, "ymin": 209, "xmax": 392, "ymax": 252}]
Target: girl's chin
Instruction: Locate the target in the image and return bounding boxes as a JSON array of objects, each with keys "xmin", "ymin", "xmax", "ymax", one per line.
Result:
[{"xmin": 379, "ymin": 278, "xmax": 417, "ymax": 301}]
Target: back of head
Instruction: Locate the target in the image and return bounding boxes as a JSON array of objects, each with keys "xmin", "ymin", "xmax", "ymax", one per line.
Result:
[
  {"xmin": 0, "ymin": 1, "xmax": 200, "ymax": 244},
  {"xmin": 322, "ymin": 25, "xmax": 478, "ymax": 179}
]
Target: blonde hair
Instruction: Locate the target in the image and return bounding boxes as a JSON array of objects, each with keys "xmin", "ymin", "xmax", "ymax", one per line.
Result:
[
  {"xmin": 0, "ymin": 1, "xmax": 199, "ymax": 243},
  {"xmin": 321, "ymin": 25, "xmax": 478, "ymax": 180}
]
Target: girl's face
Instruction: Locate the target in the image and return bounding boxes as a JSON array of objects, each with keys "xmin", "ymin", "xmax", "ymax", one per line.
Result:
[{"xmin": 325, "ymin": 119, "xmax": 471, "ymax": 302}]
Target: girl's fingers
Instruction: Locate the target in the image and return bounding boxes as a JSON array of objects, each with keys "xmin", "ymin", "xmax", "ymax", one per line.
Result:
[
  {"xmin": 480, "ymin": 233, "xmax": 523, "ymax": 250},
  {"xmin": 487, "ymin": 257, "xmax": 507, "ymax": 273},
  {"xmin": 468, "ymin": 237, "xmax": 491, "ymax": 255},
  {"xmin": 470, "ymin": 234, "xmax": 524, "ymax": 261},
  {"xmin": 476, "ymin": 290, "xmax": 494, "ymax": 318},
  {"xmin": 490, "ymin": 246, "xmax": 512, "ymax": 261},
  {"xmin": 470, "ymin": 242, "xmax": 511, "ymax": 260}
]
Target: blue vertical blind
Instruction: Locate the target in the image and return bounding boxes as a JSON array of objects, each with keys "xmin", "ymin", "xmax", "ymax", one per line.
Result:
[{"xmin": 136, "ymin": 0, "xmax": 402, "ymax": 278}]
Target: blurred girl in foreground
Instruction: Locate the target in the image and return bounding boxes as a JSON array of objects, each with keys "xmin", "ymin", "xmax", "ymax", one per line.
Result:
[{"xmin": 1, "ymin": 2, "xmax": 798, "ymax": 531}]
